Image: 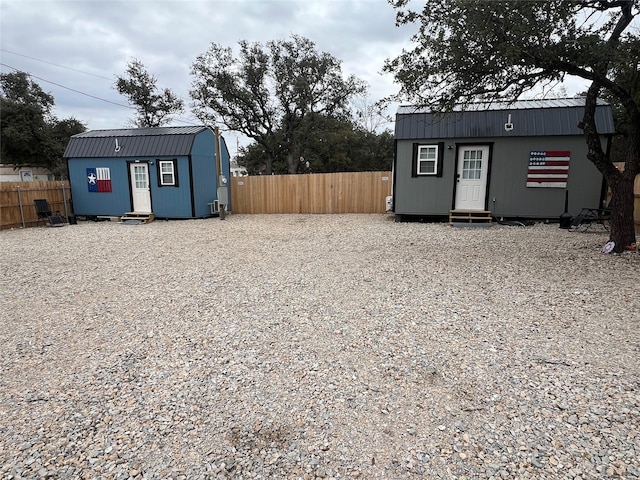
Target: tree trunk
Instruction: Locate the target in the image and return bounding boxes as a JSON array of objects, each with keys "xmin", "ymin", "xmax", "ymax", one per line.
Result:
[
  {"xmin": 582, "ymin": 83, "xmax": 638, "ymax": 252},
  {"xmin": 264, "ymin": 145, "xmax": 278, "ymax": 174},
  {"xmin": 264, "ymin": 157, "xmax": 273, "ymax": 175},
  {"xmin": 287, "ymin": 140, "xmax": 301, "ymax": 174},
  {"xmin": 606, "ymin": 171, "xmax": 636, "ymax": 252},
  {"xmin": 287, "ymin": 152, "xmax": 298, "ymax": 174},
  {"xmin": 609, "ymin": 114, "xmax": 640, "ymax": 252}
]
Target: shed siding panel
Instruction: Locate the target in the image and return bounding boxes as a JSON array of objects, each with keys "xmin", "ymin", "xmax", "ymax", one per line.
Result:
[
  {"xmin": 486, "ymin": 136, "xmax": 603, "ymax": 218},
  {"xmin": 190, "ymin": 129, "xmax": 218, "ymax": 217},
  {"xmin": 68, "ymin": 158, "xmax": 131, "ymax": 216},
  {"xmin": 148, "ymin": 157, "xmax": 193, "ymax": 218},
  {"xmin": 219, "ymin": 136, "xmax": 232, "ymax": 211},
  {"xmin": 394, "ymin": 140, "xmax": 456, "ymax": 215}
]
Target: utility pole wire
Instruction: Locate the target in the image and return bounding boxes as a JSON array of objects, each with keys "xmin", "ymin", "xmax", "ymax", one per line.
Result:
[
  {"xmin": 0, "ymin": 48, "xmax": 115, "ymax": 81},
  {"xmin": 1, "ymin": 63, "xmax": 134, "ymax": 108},
  {"xmin": 1, "ymin": 62, "xmax": 202, "ymax": 126}
]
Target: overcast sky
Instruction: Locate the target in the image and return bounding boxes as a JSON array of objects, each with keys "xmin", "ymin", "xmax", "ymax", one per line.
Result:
[{"xmin": 1, "ymin": 0, "xmax": 589, "ymax": 152}]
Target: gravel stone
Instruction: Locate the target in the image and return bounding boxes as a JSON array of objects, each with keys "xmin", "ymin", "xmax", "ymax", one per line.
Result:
[{"xmin": 1, "ymin": 214, "xmax": 638, "ymax": 479}]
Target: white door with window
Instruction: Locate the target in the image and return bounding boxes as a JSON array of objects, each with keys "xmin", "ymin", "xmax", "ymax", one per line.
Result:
[
  {"xmin": 129, "ymin": 163, "xmax": 152, "ymax": 213},
  {"xmin": 454, "ymin": 146, "xmax": 489, "ymax": 210}
]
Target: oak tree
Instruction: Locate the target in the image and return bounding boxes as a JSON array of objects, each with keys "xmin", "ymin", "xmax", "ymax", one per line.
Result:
[
  {"xmin": 236, "ymin": 113, "xmax": 393, "ymax": 175},
  {"xmin": 190, "ymin": 35, "xmax": 366, "ymax": 174},
  {"xmin": 1, "ymin": 71, "xmax": 85, "ymax": 178}
]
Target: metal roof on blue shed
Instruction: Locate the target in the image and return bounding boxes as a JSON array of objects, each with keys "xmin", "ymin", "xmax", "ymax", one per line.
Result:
[
  {"xmin": 395, "ymin": 98, "xmax": 615, "ymax": 139},
  {"xmin": 64, "ymin": 126, "xmax": 210, "ymax": 158}
]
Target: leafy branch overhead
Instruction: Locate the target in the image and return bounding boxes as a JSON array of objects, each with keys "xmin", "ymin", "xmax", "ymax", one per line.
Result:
[
  {"xmin": 385, "ymin": 0, "xmax": 640, "ymax": 252},
  {"xmin": 190, "ymin": 35, "xmax": 367, "ymax": 174},
  {"xmin": 386, "ymin": 1, "xmax": 633, "ymax": 110},
  {"xmin": 115, "ymin": 59, "xmax": 184, "ymax": 128},
  {"xmin": 0, "ymin": 71, "xmax": 86, "ymax": 178}
]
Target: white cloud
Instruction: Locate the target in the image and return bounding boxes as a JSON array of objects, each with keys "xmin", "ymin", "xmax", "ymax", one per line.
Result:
[
  {"xmin": 0, "ymin": 0, "xmax": 591, "ymax": 142},
  {"xmin": 1, "ymin": 0, "xmax": 414, "ymax": 136}
]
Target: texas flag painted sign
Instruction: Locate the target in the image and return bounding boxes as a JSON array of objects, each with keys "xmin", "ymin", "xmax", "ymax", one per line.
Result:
[
  {"xmin": 87, "ymin": 167, "xmax": 112, "ymax": 192},
  {"xmin": 526, "ymin": 151, "xmax": 570, "ymax": 188}
]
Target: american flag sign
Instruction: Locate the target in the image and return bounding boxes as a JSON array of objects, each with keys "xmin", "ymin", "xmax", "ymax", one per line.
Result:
[{"xmin": 526, "ymin": 150, "xmax": 570, "ymax": 188}]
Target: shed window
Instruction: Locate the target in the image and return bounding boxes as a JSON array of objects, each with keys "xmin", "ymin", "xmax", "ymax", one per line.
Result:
[
  {"xmin": 418, "ymin": 146, "xmax": 437, "ymax": 174},
  {"xmin": 158, "ymin": 160, "xmax": 178, "ymax": 187},
  {"xmin": 462, "ymin": 150, "xmax": 483, "ymax": 179},
  {"xmin": 412, "ymin": 142, "xmax": 444, "ymax": 177}
]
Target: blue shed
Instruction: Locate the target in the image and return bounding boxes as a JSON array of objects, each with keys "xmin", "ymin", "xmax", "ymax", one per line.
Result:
[{"xmin": 64, "ymin": 126, "xmax": 231, "ymax": 219}]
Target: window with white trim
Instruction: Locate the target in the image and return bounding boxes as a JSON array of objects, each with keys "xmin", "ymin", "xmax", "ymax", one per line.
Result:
[
  {"xmin": 417, "ymin": 145, "xmax": 438, "ymax": 174},
  {"xmin": 412, "ymin": 142, "xmax": 444, "ymax": 177},
  {"xmin": 158, "ymin": 160, "xmax": 177, "ymax": 186}
]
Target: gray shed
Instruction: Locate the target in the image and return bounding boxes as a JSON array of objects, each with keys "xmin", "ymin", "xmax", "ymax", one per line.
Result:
[{"xmin": 392, "ymin": 98, "xmax": 615, "ymax": 222}]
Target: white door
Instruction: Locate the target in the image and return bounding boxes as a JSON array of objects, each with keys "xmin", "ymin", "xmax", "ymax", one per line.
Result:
[
  {"xmin": 454, "ymin": 146, "xmax": 489, "ymax": 210},
  {"xmin": 129, "ymin": 163, "xmax": 152, "ymax": 213}
]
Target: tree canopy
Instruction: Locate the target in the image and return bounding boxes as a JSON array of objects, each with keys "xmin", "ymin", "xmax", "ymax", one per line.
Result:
[
  {"xmin": 115, "ymin": 59, "xmax": 185, "ymax": 128},
  {"xmin": 1, "ymin": 71, "xmax": 86, "ymax": 178},
  {"xmin": 385, "ymin": 0, "xmax": 640, "ymax": 252},
  {"xmin": 605, "ymin": 37, "xmax": 640, "ymax": 165},
  {"xmin": 237, "ymin": 113, "xmax": 393, "ymax": 175},
  {"xmin": 190, "ymin": 35, "xmax": 367, "ymax": 174}
]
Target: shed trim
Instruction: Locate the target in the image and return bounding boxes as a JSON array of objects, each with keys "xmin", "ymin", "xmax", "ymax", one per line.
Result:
[
  {"xmin": 156, "ymin": 159, "xmax": 179, "ymax": 187},
  {"xmin": 411, "ymin": 142, "xmax": 445, "ymax": 177},
  {"xmin": 450, "ymin": 142, "xmax": 495, "ymax": 211},
  {"xmin": 188, "ymin": 155, "xmax": 196, "ymax": 218}
]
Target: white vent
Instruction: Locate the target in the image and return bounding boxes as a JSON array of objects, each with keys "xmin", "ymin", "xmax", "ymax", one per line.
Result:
[
  {"xmin": 504, "ymin": 113, "xmax": 514, "ymax": 131},
  {"xmin": 209, "ymin": 200, "xmax": 220, "ymax": 214}
]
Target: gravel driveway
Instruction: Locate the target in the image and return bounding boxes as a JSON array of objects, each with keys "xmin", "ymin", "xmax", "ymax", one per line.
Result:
[{"xmin": 1, "ymin": 214, "xmax": 638, "ymax": 480}]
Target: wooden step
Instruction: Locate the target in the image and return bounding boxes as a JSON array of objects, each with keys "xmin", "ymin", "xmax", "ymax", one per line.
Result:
[
  {"xmin": 449, "ymin": 209, "xmax": 493, "ymax": 224},
  {"xmin": 120, "ymin": 212, "xmax": 155, "ymax": 224}
]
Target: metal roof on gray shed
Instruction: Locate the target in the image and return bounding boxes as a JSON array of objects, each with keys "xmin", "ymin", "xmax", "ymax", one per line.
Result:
[
  {"xmin": 395, "ymin": 98, "xmax": 615, "ymax": 140},
  {"xmin": 64, "ymin": 126, "xmax": 209, "ymax": 158}
]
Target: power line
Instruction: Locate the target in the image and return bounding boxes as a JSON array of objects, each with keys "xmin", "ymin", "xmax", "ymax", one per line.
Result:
[
  {"xmin": 0, "ymin": 62, "xmax": 201, "ymax": 126},
  {"xmin": 0, "ymin": 48, "xmax": 114, "ymax": 81},
  {"xmin": 171, "ymin": 116, "xmax": 202, "ymax": 126},
  {"xmin": 1, "ymin": 62, "xmax": 134, "ymax": 109}
]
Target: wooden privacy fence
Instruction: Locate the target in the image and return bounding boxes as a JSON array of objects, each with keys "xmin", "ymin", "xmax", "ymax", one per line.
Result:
[
  {"xmin": 3, "ymin": 171, "xmax": 635, "ymax": 230},
  {"xmin": 0, "ymin": 181, "xmax": 71, "ymax": 230},
  {"xmin": 230, "ymin": 171, "xmax": 393, "ymax": 214}
]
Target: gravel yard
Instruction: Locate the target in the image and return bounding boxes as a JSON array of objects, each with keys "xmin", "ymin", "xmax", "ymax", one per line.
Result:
[{"xmin": 0, "ymin": 214, "xmax": 638, "ymax": 480}]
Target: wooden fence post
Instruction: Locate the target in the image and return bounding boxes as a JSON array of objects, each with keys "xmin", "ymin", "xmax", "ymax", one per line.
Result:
[
  {"xmin": 61, "ymin": 183, "xmax": 69, "ymax": 219},
  {"xmin": 17, "ymin": 186, "xmax": 25, "ymax": 228}
]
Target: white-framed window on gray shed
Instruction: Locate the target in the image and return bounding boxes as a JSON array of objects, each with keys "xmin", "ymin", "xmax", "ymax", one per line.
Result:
[
  {"xmin": 412, "ymin": 142, "xmax": 444, "ymax": 177},
  {"xmin": 158, "ymin": 159, "xmax": 179, "ymax": 187}
]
